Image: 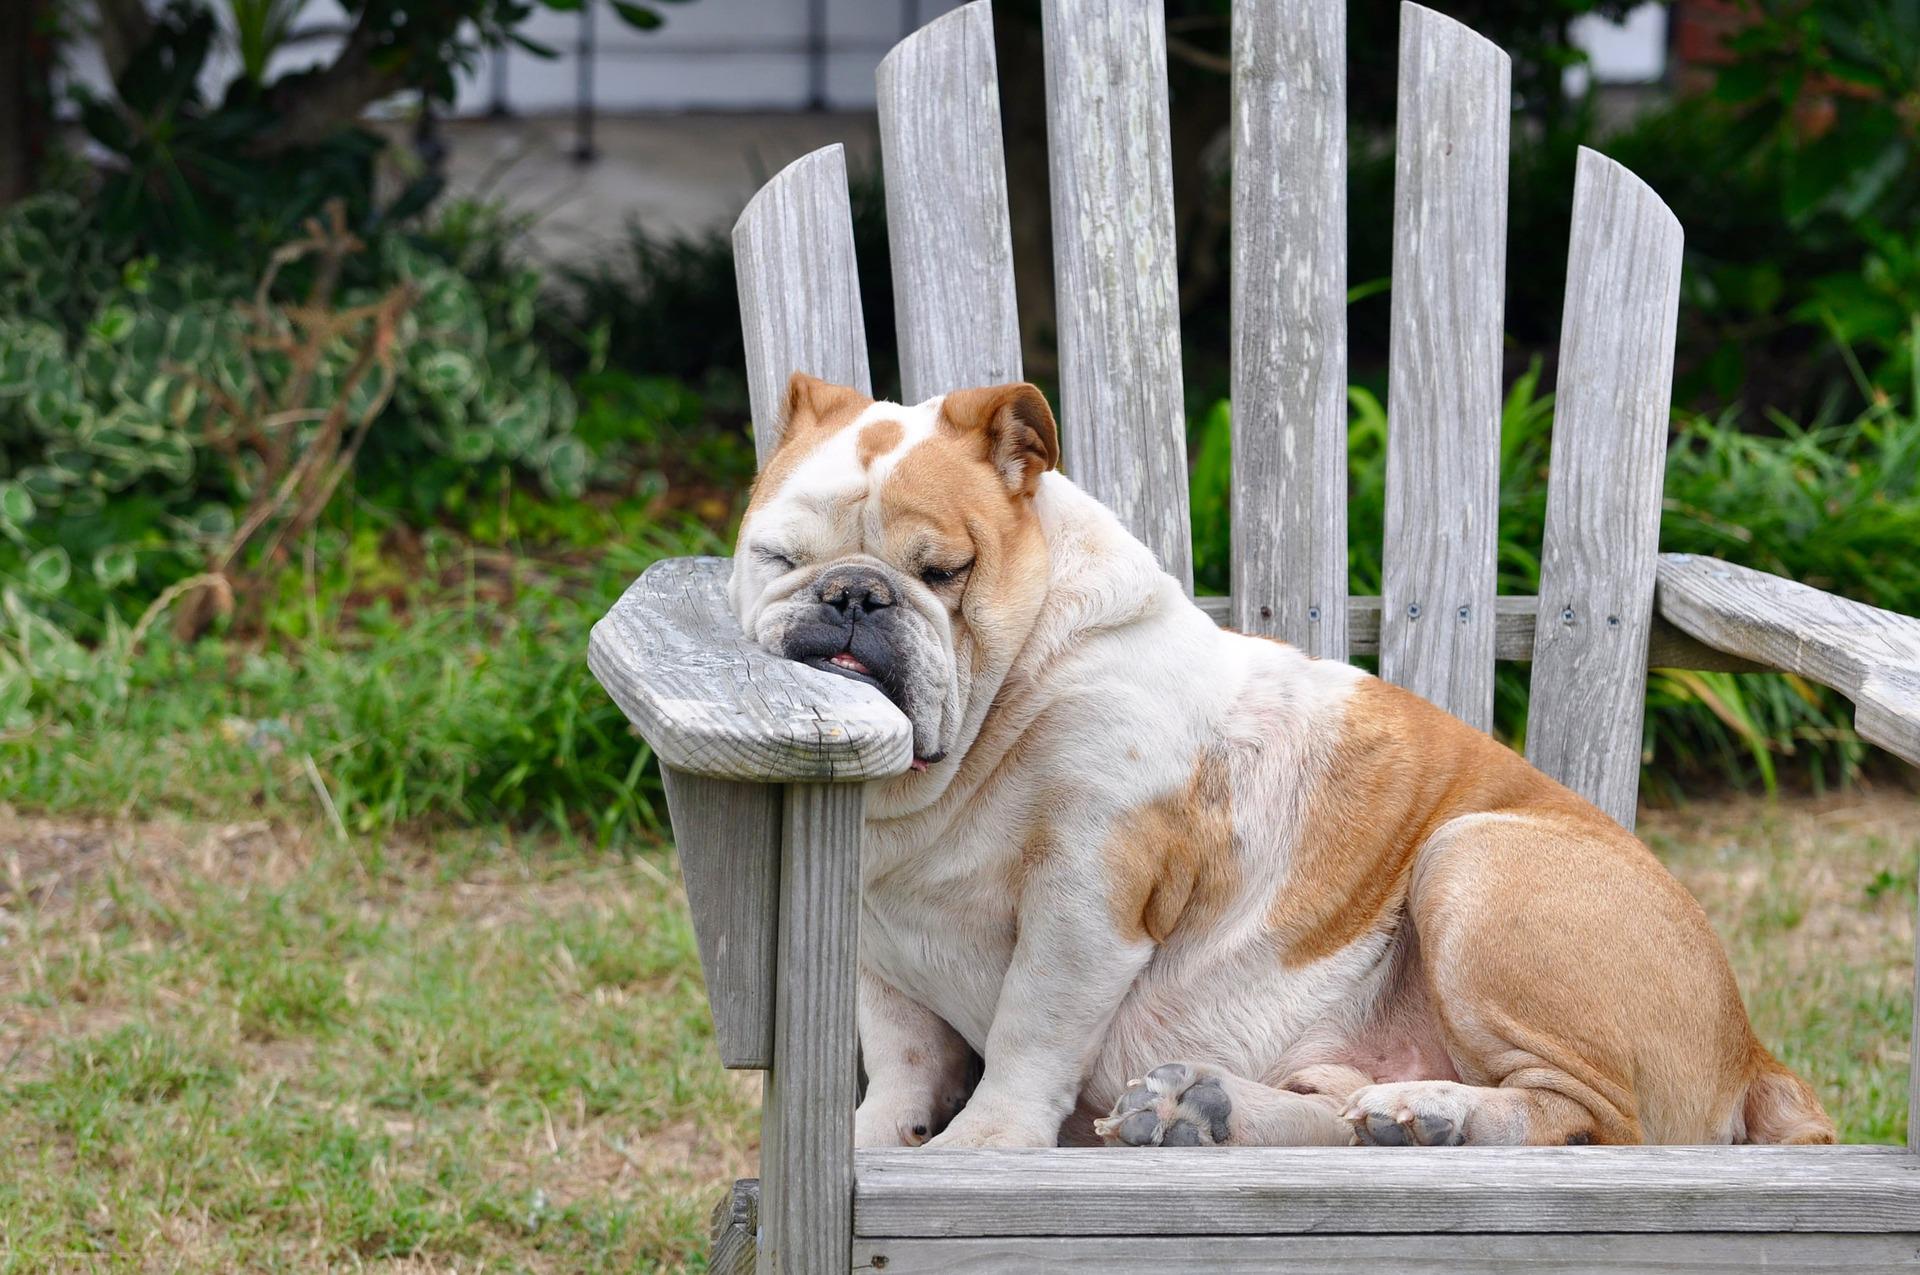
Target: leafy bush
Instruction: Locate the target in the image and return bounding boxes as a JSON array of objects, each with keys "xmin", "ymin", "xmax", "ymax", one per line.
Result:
[
  {"xmin": 1588, "ymin": 1, "xmax": 1920, "ymax": 413},
  {"xmin": 1188, "ymin": 360, "xmax": 1920, "ymax": 793},
  {"xmin": 0, "ymin": 197, "xmax": 586, "ymax": 637}
]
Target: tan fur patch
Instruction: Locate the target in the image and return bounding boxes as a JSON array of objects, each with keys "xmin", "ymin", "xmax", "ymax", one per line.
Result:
[
  {"xmin": 937, "ymin": 383, "xmax": 1059, "ymax": 496},
  {"xmin": 878, "ymin": 429, "xmax": 1051, "ymax": 660},
  {"xmin": 1106, "ymin": 749, "xmax": 1238, "ymax": 945},
  {"xmin": 743, "ymin": 374, "xmax": 874, "ymax": 517},
  {"xmin": 1273, "ymin": 678, "xmax": 1589, "ymax": 967},
  {"xmin": 1277, "ymin": 675, "xmax": 1831, "ymax": 1144},
  {"xmin": 1740, "ymin": 1051, "xmax": 1836, "ymax": 1144},
  {"xmin": 856, "ymin": 418, "xmax": 903, "ymax": 470}
]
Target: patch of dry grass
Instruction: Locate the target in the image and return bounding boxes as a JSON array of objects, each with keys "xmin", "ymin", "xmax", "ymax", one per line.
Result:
[
  {"xmin": 1644, "ymin": 791, "xmax": 1917, "ymax": 1144},
  {"xmin": 1, "ymin": 791, "xmax": 1913, "ymax": 1271},
  {"xmin": 0, "ymin": 812, "xmax": 753, "ymax": 1271}
]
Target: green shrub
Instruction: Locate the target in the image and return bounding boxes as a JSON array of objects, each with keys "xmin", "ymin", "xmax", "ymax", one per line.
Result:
[{"xmin": 0, "ymin": 198, "xmax": 587, "ymax": 637}]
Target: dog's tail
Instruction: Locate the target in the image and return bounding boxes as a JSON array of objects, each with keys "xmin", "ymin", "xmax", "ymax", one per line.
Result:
[{"xmin": 1738, "ymin": 1048, "xmax": 1836, "ymax": 1145}]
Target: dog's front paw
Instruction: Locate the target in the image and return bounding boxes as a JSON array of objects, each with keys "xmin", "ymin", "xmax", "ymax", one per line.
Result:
[
  {"xmin": 1092, "ymin": 1062, "xmax": 1233, "ymax": 1147},
  {"xmin": 1342, "ymin": 1080, "xmax": 1474, "ymax": 1146},
  {"xmin": 855, "ymin": 1095, "xmax": 938, "ymax": 1148},
  {"xmin": 921, "ymin": 1101, "xmax": 1059, "ymax": 1148}
]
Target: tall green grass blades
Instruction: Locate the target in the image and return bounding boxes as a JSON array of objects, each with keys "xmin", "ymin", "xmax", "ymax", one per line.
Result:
[
  {"xmin": 1653, "ymin": 670, "xmax": 1780, "ymax": 795},
  {"xmin": 1188, "ymin": 401, "xmax": 1232, "ymax": 595}
]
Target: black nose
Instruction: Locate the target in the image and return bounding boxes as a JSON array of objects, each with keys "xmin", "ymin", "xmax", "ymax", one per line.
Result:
[{"xmin": 815, "ymin": 566, "xmax": 894, "ymax": 616}]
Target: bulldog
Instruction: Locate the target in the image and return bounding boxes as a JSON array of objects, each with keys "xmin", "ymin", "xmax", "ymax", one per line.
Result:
[{"xmin": 729, "ymin": 370, "xmax": 1836, "ymax": 1150}]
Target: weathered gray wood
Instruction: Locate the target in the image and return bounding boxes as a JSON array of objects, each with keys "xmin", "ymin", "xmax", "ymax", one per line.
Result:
[
  {"xmin": 1378, "ymin": 2, "xmax": 1511, "ymax": 731},
  {"xmin": 1656, "ymin": 554, "xmax": 1920, "ymax": 767},
  {"xmin": 877, "ymin": 0, "xmax": 1021, "ymax": 403},
  {"xmin": 733, "ymin": 144, "xmax": 872, "ymax": 464},
  {"xmin": 1041, "ymin": 0, "xmax": 1192, "ymax": 591},
  {"xmin": 852, "ymin": 1233, "xmax": 1920, "ymax": 1273},
  {"xmin": 1228, "ymin": 0, "xmax": 1348, "ymax": 659},
  {"xmin": 854, "ymin": 1145, "xmax": 1920, "ymax": 1238},
  {"xmin": 587, "ymin": 556, "xmax": 912, "ymax": 783},
  {"xmin": 708, "ymin": 1178, "xmax": 760, "ymax": 1275},
  {"xmin": 661, "ymin": 768, "xmax": 780, "ymax": 1069},
  {"xmin": 1193, "ymin": 593, "xmax": 1758, "ymax": 672},
  {"xmin": 1526, "ymin": 149, "xmax": 1685, "ymax": 830},
  {"xmin": 760, "ymin": 784, "xmax": 863, "ymax": 1275}
]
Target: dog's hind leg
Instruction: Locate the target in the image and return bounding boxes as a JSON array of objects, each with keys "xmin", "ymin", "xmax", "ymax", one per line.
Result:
[
  {"xmin": 1363, "ymin": 808, "xmax": 1783, "ymax": 1146},
  {"xmin": 1092, "ymin": 1061, "xmax": 1359, "ymax": 1146}
]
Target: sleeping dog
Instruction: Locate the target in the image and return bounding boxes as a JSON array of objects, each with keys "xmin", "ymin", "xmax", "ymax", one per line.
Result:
[{"xmin": 728, "ymin": 371, "xmax": 1835, "ymax": 1149}]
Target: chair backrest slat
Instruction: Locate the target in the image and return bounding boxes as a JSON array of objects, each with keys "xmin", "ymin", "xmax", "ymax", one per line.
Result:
[
  {"xmin": 877, "ymin": 0, "xmax": 1021, "ymax": 404},
  {"xmin": 733, "ymin": 144, "xmax": 872, "ymax": 466},
  {"xmin": 1526, "ymin": 149, "xmax": 1683, "ymax": 829},
  {"xmin": 1041, "ymin": 0, "xmax": 1193, "ymax": 592},
  {"xmin": 1378, "ymin": 2, "xmax": 1510, "ymax": 731},
  {"xmin": 1229, "ymin": 0, "xmax": 1349, "ymax": 658}
]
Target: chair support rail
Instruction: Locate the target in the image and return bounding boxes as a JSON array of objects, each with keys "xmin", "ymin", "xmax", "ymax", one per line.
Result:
[{"xmin": 1655, "ymin": 553, "xmax": 1920, "ymax": 768}]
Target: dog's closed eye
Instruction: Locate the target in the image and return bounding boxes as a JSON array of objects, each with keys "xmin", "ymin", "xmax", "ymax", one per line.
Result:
[{"xmin": 921, "ymin": 559, "xmax": 974, "ymax": 588}]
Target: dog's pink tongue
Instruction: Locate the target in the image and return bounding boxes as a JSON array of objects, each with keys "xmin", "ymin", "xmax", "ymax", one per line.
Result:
[{"xmin": 909, "ymin": 757, "xmax": 930, "ymax": 773}]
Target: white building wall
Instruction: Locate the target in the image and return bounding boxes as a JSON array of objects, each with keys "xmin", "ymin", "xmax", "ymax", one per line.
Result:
[
  {"xmin": 61, "ymin": 0, "xmax": 967, "ymax": 115},
  {"xmin": 62, "ymin": 0, "xmax": 1663, "ymax": 118}
]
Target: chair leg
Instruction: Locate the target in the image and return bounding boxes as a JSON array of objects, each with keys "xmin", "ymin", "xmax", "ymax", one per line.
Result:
[
  {"xmin": 708, "ymin": 1178, "xmax": 760, "ymax": 1274},
  {"xmin": 759, "ymin": 782, "xmax": 864, "ymax": 1273}
]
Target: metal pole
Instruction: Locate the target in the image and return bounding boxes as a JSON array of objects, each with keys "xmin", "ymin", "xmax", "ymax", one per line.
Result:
[
  {"xmin": 573, "ymin": 0, "xmax": 597, "ymax": 164},
  {"xmin": 807, "ymin": 0, "xmax": 828, "ymax": 112},
  {"xmin": 487, "ymin": 45, "xmax": 512, "ymax": 118}
]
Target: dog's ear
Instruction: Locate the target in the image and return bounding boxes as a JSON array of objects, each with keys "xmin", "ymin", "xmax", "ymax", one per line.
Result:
[
  {"xmin": 778, "ymin": 371, "xmax": 868, "ymax": 449},
  {"xmin": 939, "ymin": 383, "xmax": 1060, "ymax": 497}
]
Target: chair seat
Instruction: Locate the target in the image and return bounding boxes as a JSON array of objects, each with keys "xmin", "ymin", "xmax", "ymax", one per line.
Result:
[{"xmin": 853, "ymin": 1145, "xmax": 1920, "ymax": 1237}]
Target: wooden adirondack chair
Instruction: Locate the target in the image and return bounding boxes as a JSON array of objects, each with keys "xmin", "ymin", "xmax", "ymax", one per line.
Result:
[{"xmin": 588, "ymin": 1, "xmax": 1920, "ymax": 1269}]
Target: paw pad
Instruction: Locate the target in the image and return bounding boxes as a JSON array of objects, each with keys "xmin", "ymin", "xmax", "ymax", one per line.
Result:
[
  {"xmin": 1342, "ymin": 1085, "xmax": 1469, "ymax": 1147},
  {"xmin": 1093, "ymin": 1063, "xmax": 1232, "ymax": 1147}
]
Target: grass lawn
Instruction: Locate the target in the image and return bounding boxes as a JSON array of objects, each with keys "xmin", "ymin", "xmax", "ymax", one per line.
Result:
[{"xmin": 0, "ymin": 791, "xmax": 1913, "ymax": 1270}]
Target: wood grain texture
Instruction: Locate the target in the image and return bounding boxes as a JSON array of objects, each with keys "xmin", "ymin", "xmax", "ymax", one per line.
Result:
[
  {"xmin": 587, "ymin": 556, "xmax": 912, "ymax": 782},
  {"xmin": 1655, "ymin": 554, "xmax": 1920, "ymax": 767},
  {"xmin": 1525, "ymin": 149, "xmax": 1684, "ymax": 830},
  {"xmin": 852, "ymin": 1233, "xmax": 1920, "ymax": 1273},
  {"xmin": 661, "ymin": 768, "xmax": 780, "ymax": 1069},
  {"xmin": 1193, "ymin": 593, "xmax": 1758, "ymax": 672},
  {"xmin": 1228, "ymin": 0, "xmax": 1348, "ymax": 658},
  {"xmin": 708, "ymin": 1178, "xmax": 760, "ymax": 1275},
  {"xmin": 1041, "ymin": 0, "xmax": 1192, "ymax": 591},
  {"xmin": 1378, "ymin": 2, "xmax": 1510, "ymax": 731},
  {"xmin": 760, "ymin": 784, "xmax": 863, "ymax": 1275},
  {"xmin": 733, "ymin": 144, "xmax": 872, "ymax": 464},
  {"xmin": 877, "ymin": 0, "xmax": 1022, "ymax": 403},
  {"xmin": 854, "ymin": 1145, "xmax": 1920, "ymax": 1238}
]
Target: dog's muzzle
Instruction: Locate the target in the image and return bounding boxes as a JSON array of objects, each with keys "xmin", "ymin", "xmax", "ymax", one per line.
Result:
[{"xmin": 783, "ymin": 565, "xmax": 913, "ymax": 710}]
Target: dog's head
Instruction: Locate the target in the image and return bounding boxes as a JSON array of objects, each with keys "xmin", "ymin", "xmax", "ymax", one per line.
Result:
[{"xmin": 730, "ymin": 372, "xmax": 1059, "ymax": 770}]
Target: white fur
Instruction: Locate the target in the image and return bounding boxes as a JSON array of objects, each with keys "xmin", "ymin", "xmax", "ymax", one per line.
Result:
[{"xmin": 734, "ymin": 400, "xmax": 1390, "ymax": 1147}]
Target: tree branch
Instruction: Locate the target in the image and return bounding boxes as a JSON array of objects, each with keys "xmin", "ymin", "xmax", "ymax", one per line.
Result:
[
  {"xmin": 92, "ymin": 0, "xmax": 153, "ymax": 81},
  {"xmin": 249, "ymin": 15, "xmax": 412, "ymax": 155}
]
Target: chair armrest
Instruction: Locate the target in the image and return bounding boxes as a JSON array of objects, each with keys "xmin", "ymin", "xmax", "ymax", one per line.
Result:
[
  {"xmin": 1655, "ymin": 553, "xmax": 1920, "ymax": 768},
  {"xmin": 588, "ymin": 556, "xmax": 913, "ymax": 782}
]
